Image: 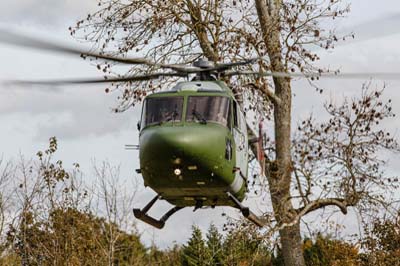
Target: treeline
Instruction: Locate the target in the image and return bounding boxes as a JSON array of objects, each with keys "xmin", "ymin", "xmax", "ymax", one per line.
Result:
[
  {"xmin": 0, "ymin": 139, "xmax": 399, "ymax": 265},
  {"xmin": 2, "ymin": 212, "xmax": 399, "ymax": 266},
  {"xmin": 157, "ymin": 217, "xmax": 400, "ymax": 266}
]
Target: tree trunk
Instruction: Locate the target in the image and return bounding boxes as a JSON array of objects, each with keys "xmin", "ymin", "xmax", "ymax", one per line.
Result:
[
  {"xmin": 280, "ymin": 223, "xmax": 305, "ymax": 266},
  {"xmin": 254, "ymin": 1, "xmax": 306, "ymax": 266}
]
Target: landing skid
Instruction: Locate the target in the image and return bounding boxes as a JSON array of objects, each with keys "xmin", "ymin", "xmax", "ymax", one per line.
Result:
[
  {"xmin": 226, "ymin": 192, "xmax": 266, "ymax": 227},
  {"xmin": 133, "ymin": 195, "xmax": 183, "ymax": 229},
  {"xmin": 134, "ymin": 193, "xmax": 266, "ymax": 229}
]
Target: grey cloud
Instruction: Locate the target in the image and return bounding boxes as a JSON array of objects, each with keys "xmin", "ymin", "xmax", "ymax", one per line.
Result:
[
  {"xmin": 0, "ymin": 87, "xmax": 141, "ymax": 140},
  {"xmin": 0, "ymin": 25, "xmax": 141, "ymax": 141},
  {"xmin": 336, "ymin": 13, "xmax": 400, "ymax": 47},
  {"xmin": 0, "ymin": 0, "xmax": 96, "ymax": 28}
]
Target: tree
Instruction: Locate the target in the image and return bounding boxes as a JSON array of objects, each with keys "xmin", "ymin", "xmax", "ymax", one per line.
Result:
[
  {"xmin": 360, "ymin": 213, "xmax": 400, "ymax": 266},
  {"xmin": 181, "ymin": 222, "xmax": 271, "ymax": 266},
  {"xmin": 2, "ymin": 138, "xmax": 147, "ymax": 265},
  {"xmin": 144, "ymin": 244, "xmax": 183, "ymax": 266},
  {"xmin": 222, "ymin": 220, "xmax": 272, "ymax": 266},
  {"xmin": 205, "ymin": 224, "xmax": 224, "ymax": 265},
  {"xmin": 302, "ymin": 235, "xmax": 359, "ymax": 266},
  {"xmin": 182, "ymin": 225, "xmax": 207, "ymax": 266},
  {"xmin": 71, "ymin": 1, "xmax": 399, "ymax": 266},
  {"xmin": 7, "ymin": 207, "xmax": 147, "ymax": 266},
  {"xmin": 92, "ymin": 161, "xmax": 138, "ymax": 265}
]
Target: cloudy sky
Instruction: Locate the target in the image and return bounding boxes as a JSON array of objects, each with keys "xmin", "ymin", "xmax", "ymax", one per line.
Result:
[{"xmin": 0, "ymin": 0, "xmax": 400, "ymax": 248}]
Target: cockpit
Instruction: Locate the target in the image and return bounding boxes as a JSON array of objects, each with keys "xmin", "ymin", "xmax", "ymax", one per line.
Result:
[
  {"xmin": 186, "ymin": 96, "xmax": 230, "ymax": 127},
  {"xmin": 143, "ymin": 97, "xmax": 184, "ymax": 126},
  {"xmin": 140, "ymin": 95, "xmax": 231, "ymax": 129}
]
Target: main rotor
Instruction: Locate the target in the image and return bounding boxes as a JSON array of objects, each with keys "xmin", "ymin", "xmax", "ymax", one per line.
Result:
[{"xmin": 1, "ymin": 28, "xmax": 400, "ymax": 86}]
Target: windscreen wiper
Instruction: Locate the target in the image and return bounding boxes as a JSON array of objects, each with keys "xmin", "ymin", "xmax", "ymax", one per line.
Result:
[
  {"xmin": 192, "ymin": 109, "xmax": 207, "ymax": 124},
  {"xmin": 165, "ymin": 110, "xmax": 179, "ymax": 122}
]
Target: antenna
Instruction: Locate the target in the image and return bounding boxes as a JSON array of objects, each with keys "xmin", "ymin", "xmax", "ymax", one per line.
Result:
[{"xmin": 125, "ymin": 144, "xmax": 139, "ymax": 150}]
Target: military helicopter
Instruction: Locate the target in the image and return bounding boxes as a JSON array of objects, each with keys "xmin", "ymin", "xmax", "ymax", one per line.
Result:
[
  {"xmin": 133, "ymin": 59, "xmax": 256, "ymax": 228},
  {"xmin": 1, "ymin": 26, "xmax": 400, "ymax": 229}
]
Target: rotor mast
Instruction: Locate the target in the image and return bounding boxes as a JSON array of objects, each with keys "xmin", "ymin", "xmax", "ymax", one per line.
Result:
[{"xmin": 193, "ymin": 58, "xmax": 217, "ymax": 81}]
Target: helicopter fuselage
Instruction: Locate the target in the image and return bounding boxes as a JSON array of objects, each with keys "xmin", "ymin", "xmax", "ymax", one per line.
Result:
[{"xmin": 138, "ymin": 81, "xmax": 249, "ymax": 208}]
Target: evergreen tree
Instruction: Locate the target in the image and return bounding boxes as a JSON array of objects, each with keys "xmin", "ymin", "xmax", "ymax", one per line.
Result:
[
  {"xmin": 182, "ymin": 225, "xmax": 207, "ymax": 266},
  {"xmin": 205, "ymin": 224, "xmax": 224, "ymax": 265}
]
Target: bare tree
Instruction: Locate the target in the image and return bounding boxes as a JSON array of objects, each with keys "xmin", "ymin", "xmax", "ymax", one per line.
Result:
[
  {"xmin": 1, "ymin": 139, "xmax": 146, "ymax": 265},
  {"xmin": 0, "ymin": 159, "xmax": 15, "ymax": 240},
  {"xmin": 72, "ymin": 1, "xmax": 398, "ymax": 266},
  {"xmin": 92, "ymin": 161, "xmax": 138, "ymax": 265}
]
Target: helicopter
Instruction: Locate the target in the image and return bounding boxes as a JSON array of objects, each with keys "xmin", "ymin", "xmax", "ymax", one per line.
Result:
[
  {"xmin": 1, "ymin": 27, "xmax": 400, "ymax": 229},
  {"xmin": 133, "ymin": 59, "xmax": 257, "ymax": 228}
]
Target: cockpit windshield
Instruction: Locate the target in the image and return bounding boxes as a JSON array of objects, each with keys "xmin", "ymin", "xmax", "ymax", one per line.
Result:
[
  {"xmin": 142, "ymin": 97, "xmax": 183, "ymax": 127},
  {"xmin": 186, "ymin": 96, "xmax": 230, "ymax": 127}
]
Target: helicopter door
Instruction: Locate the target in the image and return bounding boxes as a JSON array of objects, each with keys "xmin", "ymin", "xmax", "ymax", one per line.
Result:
[{"xmin": 231, "ymin": 101, "xmax": 248, "ymax": 192}]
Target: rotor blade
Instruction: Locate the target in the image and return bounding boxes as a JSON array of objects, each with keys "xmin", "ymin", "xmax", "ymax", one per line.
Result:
[
  {"xmin": 0, "ymin": 29, "xmax": 152, "ymax": 64},
  {"xmin": 4, "ymin": 72, "xmax": 187, "ymax": 86},
  {"xmin": 211, "ymin": 58, "xmax": 259, "ymax": 72},
  {"xmin": 0, "ymin": 29, "xmax": 259, "ymax": 73},
  {"xmin": 0, "ymin": 29, "xmax": 202, "ymax": 72},
  {"xmin": 225, "ymin": 71, "xmax": 400, "ymax": 80}
]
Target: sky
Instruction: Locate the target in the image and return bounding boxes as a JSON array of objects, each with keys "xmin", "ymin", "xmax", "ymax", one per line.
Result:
[{"xmin": 0, "ymin": 0, "xmax": 400, "ymax": 248}]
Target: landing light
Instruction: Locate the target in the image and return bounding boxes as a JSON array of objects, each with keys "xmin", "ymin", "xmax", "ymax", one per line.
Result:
[{"xmin": 174, "ymin": 168, "xmax": 182, "ymax": 176}]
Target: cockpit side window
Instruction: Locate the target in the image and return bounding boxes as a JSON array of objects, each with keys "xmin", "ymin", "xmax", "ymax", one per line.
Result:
[
  {"xmin": 186, "ymin": 96, "xmax": 230, "ymax": 127},
  {"xmin": 142, "ymin": 97, "xmax": 183, "ymax": 127},
  {"xmin": 140, "ymin": 100, "xmax": 147, "ymax": 130},
  {"xmin": 233, "ymin": 101, "xmax": 239, "ymax": 128}
]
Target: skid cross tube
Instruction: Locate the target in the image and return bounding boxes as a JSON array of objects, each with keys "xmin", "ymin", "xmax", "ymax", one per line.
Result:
[
  {"xmin": 226, "ymin": 192, "xmax": 266, "ymax": 227},
  {"xmin": 133, "ymin": 195, "xmax": 183, "ymax": 229}
]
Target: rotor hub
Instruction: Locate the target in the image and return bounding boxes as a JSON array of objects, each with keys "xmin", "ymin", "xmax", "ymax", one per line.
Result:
[{"xmin": 193, "ymin": 58, "xmax": 214, "ymax": 69}]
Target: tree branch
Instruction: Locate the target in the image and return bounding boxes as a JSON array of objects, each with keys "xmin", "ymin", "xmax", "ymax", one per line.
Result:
[
  {"xmin": 244, "ymin": 82, "xmax": 281, "ymax": 105},
  {"xmin": 296, "ymin": 198, "xmax": 350, "ymax": 216}
]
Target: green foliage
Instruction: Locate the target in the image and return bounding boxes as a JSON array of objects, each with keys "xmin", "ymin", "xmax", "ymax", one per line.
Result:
[
  {"xmin": 205, "ymin": 224, "xmax": 224, "ymax": 265},
  {"xmin": 180, "ymin": 223, "xmax": 272, "ymax": 266},
  {"xmin": 182, "ymin": 225, "xmax": 208, "ymax": 266},
  {"xmin": 147, "ymin": 244, "xmax": 183, "ymax": 266}
]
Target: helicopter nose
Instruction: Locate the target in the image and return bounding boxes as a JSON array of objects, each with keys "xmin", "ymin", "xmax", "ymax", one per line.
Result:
[{"xmin": 139, "ymin": 125, "xmax": 229, "ymax": 166}]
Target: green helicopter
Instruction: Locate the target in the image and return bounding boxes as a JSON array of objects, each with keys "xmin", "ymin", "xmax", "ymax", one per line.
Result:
[{"xmin": 133, "ymin": 59, "xmax": 263, "ymax": 228}]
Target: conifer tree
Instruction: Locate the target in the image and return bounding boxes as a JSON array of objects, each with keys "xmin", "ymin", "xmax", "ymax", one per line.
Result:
[
  {"xmin": 182, "ymin": 225, "xmax": 207, "ymax": 266},
  {"xmin": 205, "ymin": 224, "xmax": 224, "ymax": 266}
]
